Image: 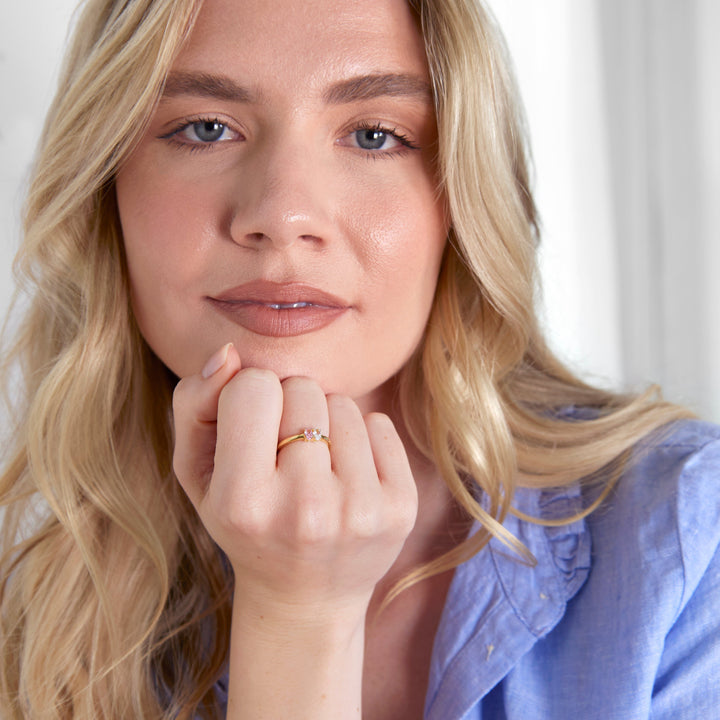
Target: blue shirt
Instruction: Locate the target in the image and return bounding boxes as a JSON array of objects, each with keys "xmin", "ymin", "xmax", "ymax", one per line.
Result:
[
  {"xmin": 212, "ymin": 419, "xmax": 720, "ymax": 718},
  {"xmin": 426, "ymin": 419, "xmax": 720, "ymax": 719}
]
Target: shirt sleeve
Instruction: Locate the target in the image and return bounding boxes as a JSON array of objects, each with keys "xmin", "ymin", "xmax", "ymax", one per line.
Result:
[
  {"xmin": 651, "ymin": 431, "xmax": 720, "ymax": 718},
  {"xmin": 651, "ymin": 539, "xmax": 720, "ymax": 716}
]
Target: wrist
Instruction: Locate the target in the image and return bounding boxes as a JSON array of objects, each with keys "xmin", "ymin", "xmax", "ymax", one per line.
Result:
[
  {"xmin": 231, "ymin": 591, "xmax": 369, "ymax": 648},
  {"xmin": 227, "ymin": 594, "xmax": 367, "ymax": 719}
]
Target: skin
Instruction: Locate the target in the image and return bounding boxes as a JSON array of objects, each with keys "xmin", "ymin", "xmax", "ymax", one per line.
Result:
[
  {"xmin": 116, "ymin": 0, "xmax": 460, "ymax": 716},
  {"xmin": 116, "ymin": 0, "xmax": 448, "ymax": 408}
]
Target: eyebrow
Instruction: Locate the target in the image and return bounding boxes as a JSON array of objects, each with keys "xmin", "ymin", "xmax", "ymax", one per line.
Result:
[
  {"xmin": 162, "ymin": 72, "xmax": 254, "ymax": 102},
  {"xmin": 322, "ymin": 73, "xmax": 432, "ymax": 104},
  {"xmin": 161, "ymin": 71, "xmax": 431, "ymax": 105}
]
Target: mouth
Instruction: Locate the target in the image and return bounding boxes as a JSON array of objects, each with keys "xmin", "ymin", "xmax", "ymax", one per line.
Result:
[
  {"xmin": 263, "ymin": 301, "xmax": 323, "ymax": 310},
  {"xmin": 207, "ymin": 281, "xmax": 351, "ymax": 337}
]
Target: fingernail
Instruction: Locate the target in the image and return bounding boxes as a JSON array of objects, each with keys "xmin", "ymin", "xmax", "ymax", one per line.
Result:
[{"xmin": 202, "ymin": 343, "xmax": 233, "ymax": 379}]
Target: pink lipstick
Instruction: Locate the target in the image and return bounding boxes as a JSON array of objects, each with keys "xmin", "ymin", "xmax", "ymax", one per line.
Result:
[{"xmin": 207, "ymin": 280, "xmax": 350, "ymax": 337}]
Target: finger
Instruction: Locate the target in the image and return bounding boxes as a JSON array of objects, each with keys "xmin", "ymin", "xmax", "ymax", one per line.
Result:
[
  {"xmin": 326, "ymin": 394, "xmax": 376, "ymax": 483},
  {"xmin": 365, "ymin": 412, "xmax": 418, "ymax": 531},
  {"xmin": 276, "ymin": 377, "xmax": 331, "ymax": 470},
  {"xmin": 210, "ymin": 367, "xmax": 283, "ymax": 512},
  {"xmin": 173, "ymin": 343, "xmax": 241, "ymax": 506}
]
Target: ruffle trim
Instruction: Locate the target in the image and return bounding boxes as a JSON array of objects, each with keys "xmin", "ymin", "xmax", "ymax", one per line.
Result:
[
  {"xmin": 487, "ymin": 482, "xmax": 592, "ymax": 637},
  {"xmin": 536, "ymin": 484, "xmax": 592, "ymax": 601}
]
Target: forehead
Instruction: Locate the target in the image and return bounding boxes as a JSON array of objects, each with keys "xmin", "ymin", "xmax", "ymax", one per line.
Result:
[{"xmin": 173, "ymin": 0, "xmax": 429, "ymax": 95}]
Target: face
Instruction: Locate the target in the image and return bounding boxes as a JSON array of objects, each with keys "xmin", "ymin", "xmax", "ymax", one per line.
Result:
[{"xmin": 116, "ymin": 0, "xmax": 448, "ymax": 409}]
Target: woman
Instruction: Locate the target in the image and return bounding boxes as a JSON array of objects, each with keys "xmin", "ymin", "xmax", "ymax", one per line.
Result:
[{"xmin": 1, "ymin": 0, "xmax": 718, "ymax": 717}]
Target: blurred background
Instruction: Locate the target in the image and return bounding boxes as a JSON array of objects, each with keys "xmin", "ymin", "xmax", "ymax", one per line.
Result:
[{"xmin": 1, "ymin": 0, "xmax": 718, "ymax": 421}]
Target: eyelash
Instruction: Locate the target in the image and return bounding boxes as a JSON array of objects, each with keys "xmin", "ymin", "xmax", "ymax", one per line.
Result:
[
  {"xmin": 159, "ymin": 116, "xmax": 239, "ymax": 154},
  {"xmin": 159, "ymin": 117, "xmax": 420, "ymax": 158},
  {"xmin": 350, "ymin": 121, "xmax": 419, "ymax": 159}
]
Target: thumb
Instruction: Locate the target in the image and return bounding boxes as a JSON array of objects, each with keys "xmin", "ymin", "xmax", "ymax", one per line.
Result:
[{"xmin": 172, "ymin": 343, "xmax": 242, "ymax": 507}]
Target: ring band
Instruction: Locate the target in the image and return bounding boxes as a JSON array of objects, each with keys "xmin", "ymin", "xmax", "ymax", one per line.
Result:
[{"xmin": 277, "ymin": 428, "xmax": 331, "ymax": 452}]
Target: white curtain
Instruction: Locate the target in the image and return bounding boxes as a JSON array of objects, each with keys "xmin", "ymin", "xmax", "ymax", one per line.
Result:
[
  {"xmin": 493, "ymin": 0, "xmax": 720, "ymax": 421},
  {"xmin": 1, "ymin": 0, "xmax": 719, "ymax": 421}
]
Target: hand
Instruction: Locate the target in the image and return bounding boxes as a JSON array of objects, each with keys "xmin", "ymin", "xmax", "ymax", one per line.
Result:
[{"xmin": 172, "ymin": 343, "xmax": 418, "ymax": 621}]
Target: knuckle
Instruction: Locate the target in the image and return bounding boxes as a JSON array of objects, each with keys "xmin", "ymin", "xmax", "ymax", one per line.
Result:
[
  {"xmin": 291, "ymin": 497, "xmax": 336, "ymax": 546},
  {"xmin": 326, "ymin": 393, "xmax": 353, "ymax": 410},
  {"xmin": 345, "ymin": 507, "xmax": 380, "ymax": 539},
  {"xmin": 327, "ymin": 394, "xmax": 363, "ymax": 431},
  {"xmin": 396, "ymin": 498, "xmax": 419, "ymax": 534},
  {"xmin": 365, "ymin": 410, "xmax": 392, "ymax": 426},
  {"xmin": 220, "ymin": 367, "xmax": 280, "ymax": 407},
  {"xmin": 236, "ymin": 367, "xmax": 281, "ymax": 393},
  {"xmin": 399, "ymin": 509, "xmax": 418, "ymax": 536},
  {"xmin": 365, "ymin": 411, "xmax": 396, "ymax": 438},
  {"xmin": 281, "ymin": 376, "xmax": 327, "ymax": 409},
  {"xmin": 327, "ymin": 393, "xmax": 360, "ymax": 418},
  {"xmin": 384, "ymin": 484, "xmax": 418, "ymax": 527},
  {"xmin": 281, "ymin": 375, "xmax": 319, "ymax": 393},
  {"xmin": 211, "ymin": 491, "xmax": 271, "ymax": 538}
]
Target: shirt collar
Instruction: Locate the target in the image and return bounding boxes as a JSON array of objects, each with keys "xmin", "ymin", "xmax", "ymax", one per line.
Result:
[{"xmin": 425, "ymin": 484, "xmax": 592, "ymax": 719}]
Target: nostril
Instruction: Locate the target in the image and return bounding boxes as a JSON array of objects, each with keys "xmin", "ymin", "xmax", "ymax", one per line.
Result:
[
  {"xmin": 238, "ymin": 232, "xmax": 323, "ymax": 247},
  {"xmin": 245, "ymin": 232, "xmax": 267, "ymax": 243}
]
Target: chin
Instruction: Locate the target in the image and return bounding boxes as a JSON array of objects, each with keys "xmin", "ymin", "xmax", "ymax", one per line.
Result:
[{"xmin": 236, "ymin": 349, "xmax": 333, "ymax": 389}]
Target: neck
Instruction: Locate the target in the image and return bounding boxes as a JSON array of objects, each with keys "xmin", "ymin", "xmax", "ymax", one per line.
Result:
[{"xmin": 355, "ymin": 378, "xmax": 470, "ymax": 613}]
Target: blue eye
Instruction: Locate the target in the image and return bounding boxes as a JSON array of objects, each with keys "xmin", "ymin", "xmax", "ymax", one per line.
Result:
[
  {"xmin": 179, "ymin": 120, "xmax": 236, "ymax": 143},
  {"xmin": 340, "ymin": 123, "xmax": 418, "ymax": 156},
  {"xmin": 162, "ymin": 118, "xmax": 240, "ymax": 148},
  {"xmin": 188, "ymin": 120, "xmax": 228, "ymax": 143},
  {"xmin": 354, "ymin": 128, "xmax": 396, "ymax": 150}
]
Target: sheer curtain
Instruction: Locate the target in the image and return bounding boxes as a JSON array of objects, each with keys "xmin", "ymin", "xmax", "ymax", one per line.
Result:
[
  {"xmin": 493, "ymin": 0, "xmax": 720, "ymax": 421},
  {"xmin": 598, "ymin": 0, "xmax": 720, "ymax": 421}
]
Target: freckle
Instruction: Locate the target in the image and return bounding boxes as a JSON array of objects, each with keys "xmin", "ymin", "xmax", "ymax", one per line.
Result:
[
  {"xmin": 259, "ymin": 615, "xmax": 264, "ymax": 620},
  {"xmin": 486, "ymin": 644, "xmax": 495, "ymax": 660}
]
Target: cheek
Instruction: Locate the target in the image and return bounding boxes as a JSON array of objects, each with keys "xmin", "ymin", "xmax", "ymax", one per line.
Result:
[
  {"xmin": 115, "ymin": 159, "xmax": 223, "ymax": 364},
  {"xmin": 116, "ymin": 166, "xmax": 218, "ymax": 300},
  {"xmin": 340, "ymin": 177, "xmax": 447, "ymax": 385},
  {"xmin": 344, "ymin": 179, "xmax": 447, "ymax": 300}
]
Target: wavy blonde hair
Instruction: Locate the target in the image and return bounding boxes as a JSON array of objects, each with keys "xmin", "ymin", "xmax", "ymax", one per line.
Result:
[
  {"xmin": 0, "ymin": 0, "xmax": 691, "ymax": 716},
  {"xmin": 393, "ymin": 0, "xmax": 692, "ymax": 593}
]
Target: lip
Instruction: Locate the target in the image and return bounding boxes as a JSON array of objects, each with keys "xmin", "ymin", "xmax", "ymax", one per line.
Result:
[{"xmin": 207, "ymin": 280, "xmax": 351, "ymax": 337}]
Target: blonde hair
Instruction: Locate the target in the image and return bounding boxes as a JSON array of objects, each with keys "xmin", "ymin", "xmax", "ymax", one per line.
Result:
[
  {"xmin": 0, "ymin": 0, "xmax": 229, "ymax": 717},
  {"xmin": 0, "ymin": 0, "xmax": 691, "ymax": 716},
  {"xmin": 393, "ymin": 0, "xmax": 692, "ymax": 593}
]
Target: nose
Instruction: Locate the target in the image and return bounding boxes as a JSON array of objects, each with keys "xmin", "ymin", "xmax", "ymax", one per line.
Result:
[{"xmin": 229, "ymin": 135, "xmax": 333, "ymax": 250}]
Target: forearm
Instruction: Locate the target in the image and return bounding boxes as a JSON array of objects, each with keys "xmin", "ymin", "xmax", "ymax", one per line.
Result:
[{"xmin": 226, "ymin": 599, "xmax": 366, "ymax": 719}]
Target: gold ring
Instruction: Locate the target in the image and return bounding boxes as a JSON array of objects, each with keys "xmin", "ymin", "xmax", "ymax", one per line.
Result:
[{"xmin": 277, "ymin": 428, "xmax": 331, "ymax": 452}]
